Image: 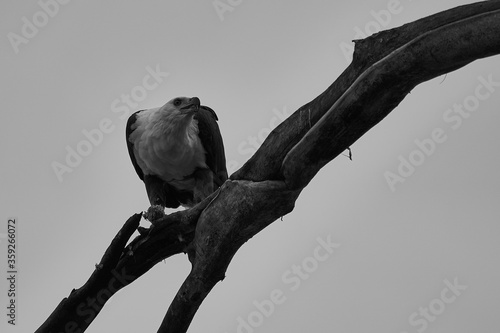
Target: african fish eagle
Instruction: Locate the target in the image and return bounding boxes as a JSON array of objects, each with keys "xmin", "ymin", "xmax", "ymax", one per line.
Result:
[{"xmin": 126, "ymin": 96, "xmax": 228, "ymax": 208}]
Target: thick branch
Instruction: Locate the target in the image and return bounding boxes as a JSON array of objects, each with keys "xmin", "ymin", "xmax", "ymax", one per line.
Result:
[
  {"xmin": 232, "ymin": 0, "xmax": 500, "ymax": 186},
  {"xmin": 282, "ymin": 4, "xmax": 500, "ymax": 189}
]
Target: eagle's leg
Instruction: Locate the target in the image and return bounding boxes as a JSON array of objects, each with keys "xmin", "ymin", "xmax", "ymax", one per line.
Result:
[
  {"xmin": 192, "ymin": 168, "xmax": 215, "ymax": 205},
  {"xmin": 144, "ymin": 175, "xmax": 168, "ymax": 207},
  {"xmin": 144, "ymin": 175, "xmax": 183, "ymax": 209}
]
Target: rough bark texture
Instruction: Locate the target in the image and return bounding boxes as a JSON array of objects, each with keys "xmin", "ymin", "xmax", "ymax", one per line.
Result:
[{"xmin": 36, "ymin": 1, "xmax": 500, "ymax": 333}]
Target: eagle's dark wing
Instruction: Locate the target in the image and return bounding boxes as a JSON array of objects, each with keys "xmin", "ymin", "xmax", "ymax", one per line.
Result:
[
  {"xmin": 125, "ymin": 110, "xmax": 144, "ymax": 181},
  {"xmin": 196, "ymin": 105, "xmax": 228, "ymax": 186}
]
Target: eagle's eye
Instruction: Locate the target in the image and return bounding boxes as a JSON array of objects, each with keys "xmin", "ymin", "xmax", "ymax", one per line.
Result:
[{"xmin": 173, "ymin": 99, "xmax": 182, "ymax": 107}]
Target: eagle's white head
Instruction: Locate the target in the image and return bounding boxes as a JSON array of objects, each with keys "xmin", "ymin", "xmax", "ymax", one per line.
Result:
[
  {"xmin": 148, "ymin": 96, "xmax": 201, "ymax": 136},
  {"xmin": 162, "ymin": 96, "xmax": 200, "ymax": 117}
]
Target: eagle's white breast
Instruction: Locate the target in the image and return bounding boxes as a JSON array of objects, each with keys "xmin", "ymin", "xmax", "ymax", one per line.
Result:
[{"xmin": 129, "ymin": 108, "xmax": 207, "ymax": 190}]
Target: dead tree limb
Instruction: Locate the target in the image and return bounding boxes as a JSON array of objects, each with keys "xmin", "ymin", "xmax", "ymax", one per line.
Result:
[{"xmin": 36, "ymin": 1, "xmax": 500, "ymax": 333}]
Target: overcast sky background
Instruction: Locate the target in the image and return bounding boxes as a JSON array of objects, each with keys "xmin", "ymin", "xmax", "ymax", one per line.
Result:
[{"xmin": 1, "ymin": 1, "xmax": 500, "ymax": 332}]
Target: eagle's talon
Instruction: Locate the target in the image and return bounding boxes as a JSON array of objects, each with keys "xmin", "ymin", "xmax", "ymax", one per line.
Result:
[{"xmin": 137, "ymin": 226, "xmax": 150, "ymax": 235}]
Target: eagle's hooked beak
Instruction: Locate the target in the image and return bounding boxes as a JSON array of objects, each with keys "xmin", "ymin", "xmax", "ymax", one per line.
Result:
[{"xmin": 181, "ymin": 97, "xmax": 200, "ymax": 113}]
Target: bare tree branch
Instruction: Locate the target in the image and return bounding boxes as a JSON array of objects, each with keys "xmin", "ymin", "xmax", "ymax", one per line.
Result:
[
  {"xmin": 233, "ymin": 1, "xmax": 500, "ymax": 186},
  {"xmin": 36, "ymin": 1, "xmax": 500, "ymax": 333},
  {"xmin": 35, "ymin": 197, "xmax": 213, "ymax": 333}
]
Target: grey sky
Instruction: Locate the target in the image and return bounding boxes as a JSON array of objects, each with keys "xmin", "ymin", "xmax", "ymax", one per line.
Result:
[{"xmin": 1, "ymin": 1, "xmax": 499, "ymax": 332}]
